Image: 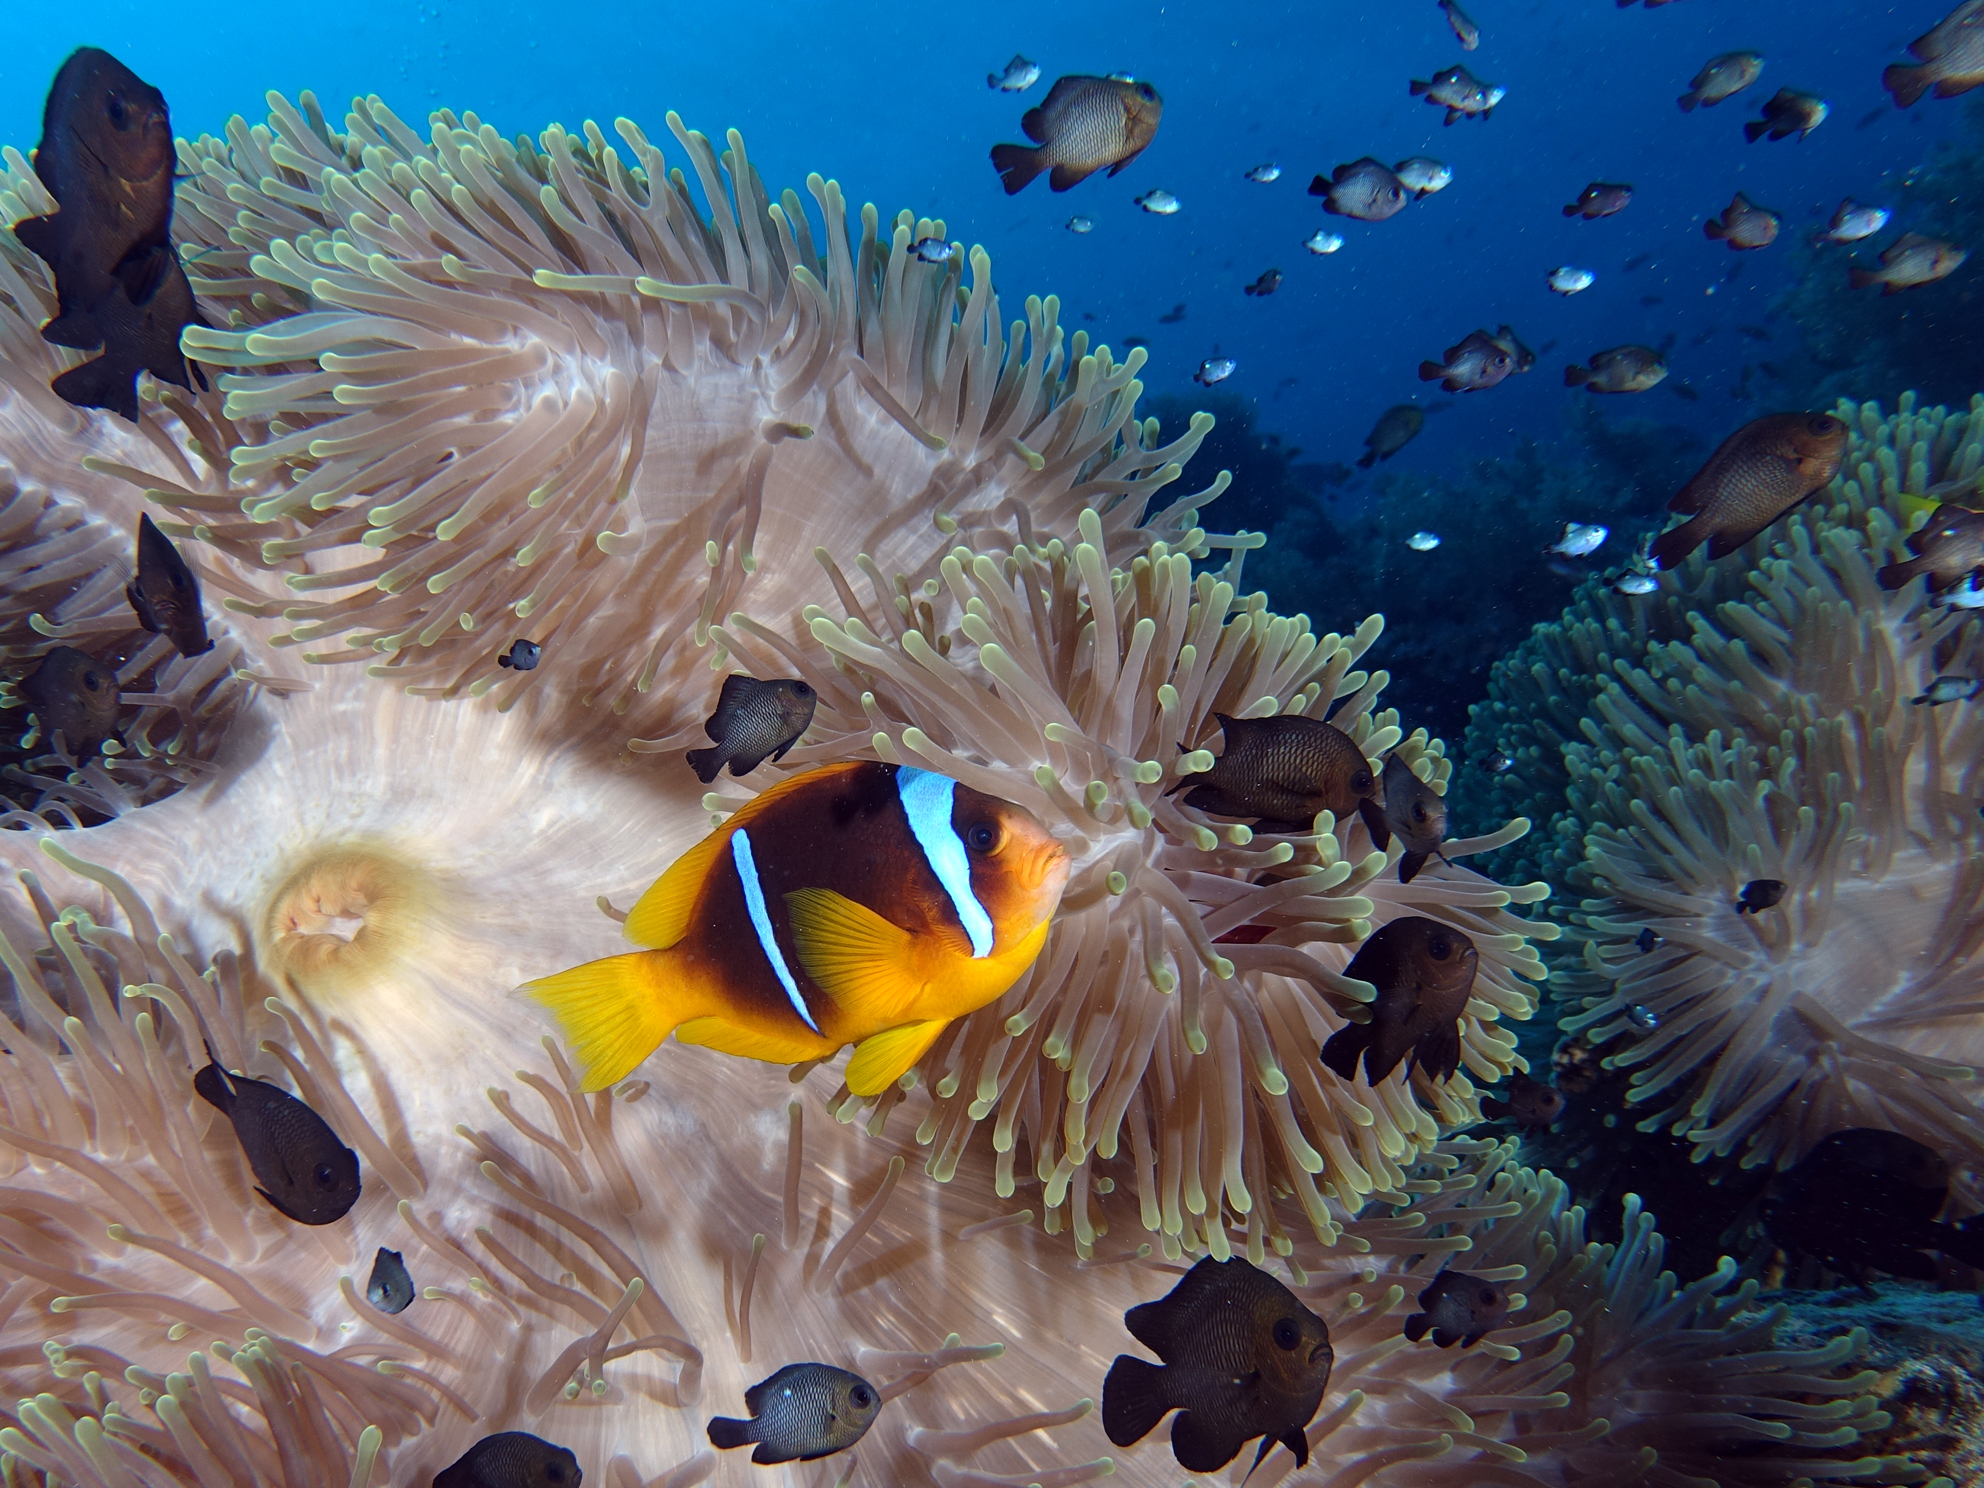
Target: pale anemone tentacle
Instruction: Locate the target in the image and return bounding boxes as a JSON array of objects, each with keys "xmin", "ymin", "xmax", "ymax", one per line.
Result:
[
  {"xmin": 712, "ymin": 510, "xmax": 1555, "ymax": 1257},
  {"xmin": 1531, "ymin": 393, "xmax": 1984, "ymax": 1179},
  {"xmin": 103, "ymin": 92, "xmax": 1226, "ymax": 749}
]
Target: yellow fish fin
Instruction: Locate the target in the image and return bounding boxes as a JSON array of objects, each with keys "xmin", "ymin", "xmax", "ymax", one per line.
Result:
[
  {"xmin": 846, "ymin": 1019, "xmax": 950, "ymax": 1096},
  {"xmin": 522, "ymin": 950, "xmax": 675, "ymax": 1092},
  {"xmin": 623, "ymin": 762, "xmax": 872, "ymax": 948},
  {"xmin": 675, "ymin": 1015, "xmax": 835, "ymax": 1066},
  {"xmin": 783, "ymin": 887, "xmax": 928, "ymax": 1025}
]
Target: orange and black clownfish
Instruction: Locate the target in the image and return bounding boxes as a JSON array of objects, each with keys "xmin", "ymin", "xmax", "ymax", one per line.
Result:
[{"xmin": 526, "ymin": 761, "xmax": 1072, "ymax": 1096}]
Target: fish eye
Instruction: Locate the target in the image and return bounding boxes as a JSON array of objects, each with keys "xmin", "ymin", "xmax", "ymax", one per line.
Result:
[
  {"xmin": 793, "ymin": 681, "xmax": 815, "ymax": 697},
  {"xmin": 1480, "ymin": 1287, "xmax": 1499, "ymax": 1304},
  {"xmin": 966, "ymin": 820, "xmax": 1000, "ymax": 853},
  {"xmin": 106, "ymin": 92, "xmax": 129, "ymax": 128},
  {"xmin": 1272, "ymin": 1318, "xmax": 1300, "ymax": 1350},
  {"xmin": 313, "ymin": 1162, "xmax": 337, "ymax": 1188},
  {"xmin": 1428, "ymin": 933, "xmax": 1451, "ymax": 959},
  {"xmin": 1810, "ymin": 415, "xmax": 1841, "ymax": 434},
  {"xmin": 1136, "ymin": 83, "xmax": 1156, "ymax": 100},
  {"xmin": 851, "ymin": 1384, "xmax": 874, "ymax": 1407},
  {"xmin": 546, "ymin": 1469, "xmax": 566, "ymax": 1484},
  {"xmin": 82, "ymin": 669, "xmax": 105, "ymax": 691}
]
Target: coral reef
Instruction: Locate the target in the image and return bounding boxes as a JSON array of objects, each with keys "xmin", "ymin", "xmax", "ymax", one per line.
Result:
[{"xmin": 1474, "ymin": 393, "xmax": 1984, "ymax": 1183}]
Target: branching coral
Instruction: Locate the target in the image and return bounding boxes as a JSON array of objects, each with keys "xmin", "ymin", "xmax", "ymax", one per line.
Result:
[
  {"xmin": 711, "ymin": 510, "xmax": 1553, "ymax": 1258},
  {"xmin": 1494, "ymin": 393, "xmax": 1984, "ymax": 1175},
  {"xmin": 88, "ymin": 92, "xmax": 1223, "ymax": 752}
]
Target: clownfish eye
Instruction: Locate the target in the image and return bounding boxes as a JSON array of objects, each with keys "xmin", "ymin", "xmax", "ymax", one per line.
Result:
[
  {"xmin": 966, "ymin": 821, "xmax": 1000, "ymax": 853},
  {"xmin": 1272, "ymin": 1318, "xmax": 1300, "ymax": 1350}
]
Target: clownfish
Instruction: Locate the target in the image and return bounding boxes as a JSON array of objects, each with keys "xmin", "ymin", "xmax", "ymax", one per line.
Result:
[{"xmin": 525, "ymin": 762, "xmax": 1071, "ymax": 1096}]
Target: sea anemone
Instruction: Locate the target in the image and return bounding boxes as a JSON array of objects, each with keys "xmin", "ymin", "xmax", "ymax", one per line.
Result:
[
  {"xmin": 712, "ymin": 510, "xmax": 1553, "ymax": 1254},
  {"xmin": 112, "ymin": 91, "xmax": 1219, "ymax": 753},
  {"xmin": 1505, "ymin": 393, "xmax": 1984, "ymax": 1175}
]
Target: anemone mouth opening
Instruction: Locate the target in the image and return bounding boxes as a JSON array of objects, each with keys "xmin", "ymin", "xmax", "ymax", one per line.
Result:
[{"xmin": 258, "ymin": 843, "xmax": 439, "ymax": 1001}]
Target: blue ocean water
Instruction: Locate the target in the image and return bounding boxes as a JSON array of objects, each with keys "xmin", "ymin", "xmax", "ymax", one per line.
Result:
[{"xmin": 1, "ymin": 0, "xmax": 1959, "ymax": 482}]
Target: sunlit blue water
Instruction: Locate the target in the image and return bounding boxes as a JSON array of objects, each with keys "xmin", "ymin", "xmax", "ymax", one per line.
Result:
[{"xmin": 3, "ymin": 0, "xmax": 1960, "ymax": 488}]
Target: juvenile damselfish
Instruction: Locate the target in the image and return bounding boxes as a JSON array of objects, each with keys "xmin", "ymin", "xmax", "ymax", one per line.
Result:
[
  {"xmin": 1562, "ymin": 182, "xmax": 1632, "ymax": 219},
  {"xmin": 686, "ymin": 675, "xmax": 817, "ymax": 783},
  {"xmin": 707, "ymin": 1364, "xmax": 880, "ymax": 1464},
  {"xmin": 1744, "ymin": 88, "xmax": 1828, "ymax": 141},
  {"xmin": 1679, "ymin": 51, "xmax": 1763, "ymax": 111},
  {"xmin": 366, "ymin": 1247, "xmax": 414, "ymax": 1314},
  {"xmin": 990, "ymin": 75, "xmax": 1163, "ymax": 194},
  {"xmin": 434, "ymin": 1432, "xmax": 581, "ymax": 1488},
  {"xmin": 1479, "ymin": 1072, "xmax": 1566, "ymax": 1128},
  {"xmin": 1376, "ymin": 753, "xmax": 1448, "ymax": 883},
  {"xmin": 1734, "ymin": 878, "xmax": 1787, "ymax": 914},
  {"xmin": 18, "ymin": 646, "xmax": 120, "ymax": 754},
  {"xmin": 1881, "ymin": 504, "xmax": 1984, "ymax": 593},
  {"xmin": 526, "ymin": 763, "xmax": 1070, "ymax": 1096},
  {"xmin": 1410, "ymin": 64, "xmax": 1504, "ymax": 124},
  {"xmin": 1649, "ymin": 412, "xmax": 1847, "ymax": 569},
  {"xmin": 1320, "ymin": 916, "xmax": 1478, "ymax": 1087},
  {"xmin": 127, "ymin": 513, "xmax": 213, "ymax": 658},
  {"xmin": 193, "ymin": 1046, "xmax": 361, "ymax": 1225},
  {"xmin": 1103, "ymin": 1256, "xmax": 1333, "ymax": 1476},
  {"xmin": 14, "ymin": 49, "xmax": 206, "ymax": 419},
  {"xmin": 1403, "ymin": 1272, "xmax": 1509, "ymax": 1348},
  {"xmin": 1565, "ymin": 345, "xmax": 1667, "ymax": 394},
  {"xmin": 1171, "ymin": 714, "xmax": 1385, "ymax": 837}
]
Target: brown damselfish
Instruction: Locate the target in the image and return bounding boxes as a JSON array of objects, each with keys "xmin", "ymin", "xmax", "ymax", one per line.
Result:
[
  {"xmin": 1879, "ymin": 503, "xmax": 1984, "ymax": 593},
  {"xmin": 990, "ymin": 75, "xmax": 1163, "ymax": 194},
  {"xmin": 1172, "ymin": 714, "xmax": 1386, "ymax": 838},
  {"xmin": 1403, "ymin": 1271, "xmax": 1509, "ymax": 1348},
  {"xmin": 1649, "ymin": 412, "xmax": 1847, "ymax": 569},
  {"xmin": 1378, "ymin": 753, "xmax": 1449, "ymax": 883},
  {"xmin": 1321, "ymin": 916, "xmax": 1479, "ymax": 1087},
  {"xmin": 527, "ymin": 762, "xmax": 1070, "ymax": 1096},
  {"xmin": 1103, "ymin": 1256, "xmax": 1333, "ymax": 1476},
  {"xmin": 18, "ymin": 645, "xmax": 120, "ymax": 754},
  {"xmin": 13, "ymin": 48, "xmax": 206, "ymax": 420}
]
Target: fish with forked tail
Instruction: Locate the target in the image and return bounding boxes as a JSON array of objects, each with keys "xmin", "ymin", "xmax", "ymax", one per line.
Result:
[
  {"xmin": 991, "ymin": 75, "xmax": 1164, "ymax": 194},
  {"xmin": 1170, "ymin": 714, "xmax": 1386, "ymax": 837},
  {"xmin": 1878, "ymin": 503, "xmax": 1984, "ymax": 592},
  {"xmin": 1320, "ymin": 916, "xmax": 1479, "ymax": 1087},
  {"xmin": 1563, "ymin": 182, "xmax": 1632, "ymax": 219},
  {"xmin": 1649, "ymin": 412, "xmax": 1847, "ymax": 569},
  {"xmin": 1883, "ymin": 1, "xmax": 1984, "ymax": 109},
  {"xmin": 1704, "ymin": 193, "xmax": 1780, "ymax": 249},
  {"xmin": 526, "ymin": 763, "xmax": 1070, "ymax": 1096},
  {"xmin": 686, "ymin": 675, "xmax": 817, "ymax": 783},
  {"xmin": 1410, "ymin": 64, "xmax": 1504, "ymax": 124},
  {"xmin": 1565, "ymin": 345, "xmax": 1667, "ymax": 393},
  {"xmin": 1849, "ymin": 233, "xmax": 1968, "ymax": 293},
  {"xmin": 12, "ymin": 48, "xmax": 207, "ymax": 420},
  {"xmin": 1103, "ymin": 1256, "xmax": 1333, "ymax": 1475}
]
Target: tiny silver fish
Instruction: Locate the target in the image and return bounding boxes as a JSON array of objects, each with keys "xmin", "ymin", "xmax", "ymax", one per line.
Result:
[
  {"xmin": 1195, "ymin": 356, "xmax": 1237, "ymax": 385},
  {"xmin": 1912, "ymin": 674, "xmax": 1982, "ymax": 705},
  {"xmin": 1137, "ymin": 188, "xmax": 1182, "ymax": 214},
  {"xmin": 1547, "ymin": 265, "xmax": 1595, "ymax": 295},
  {"xmin": 1245, "ymin": 163, "xmax": 1281, "ymax": 183},
  {"xmin": 1407, "ymin": 531, "xmax": 1442, "ymax": 551},
  {"xmin": 1819, "ymin": 199, "xmax": 1891, "ymax": 243},
  {"xmin": 988, "ymin": 55, "xmax": 1042, "ymax": 92},
  {"xmin": 910, "ymin": 236, "xmax": 953, "ymax": 263},
  {"xmin": 1304, "ymin": 230, "xmax": 1345, "ymax": 254},
  {"xmin": 1546, "ymin": 522, "xmax": 1608, "ymax": 558},
  {"xmin": 1615, "ymin": 572, "xmax": 1659, "ymax": 595},
  {"xmin": 1067, "ymin": 215, "xmax": 1094, "ymax": 233},
  {"xmin": 1625, "ymin": 1003, "xmax": 1660, "ymax": 1030}
]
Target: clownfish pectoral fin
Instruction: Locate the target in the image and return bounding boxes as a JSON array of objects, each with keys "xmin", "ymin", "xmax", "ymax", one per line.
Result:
[
  {"xmin": 784, "ymin": 887, "xmax": 928, "ymax": 1025},
  {"xmin": 845, "ymin": 1019, "xmax": 950, "ymax": 1096},
  {"xmin": 522, "ymin": 950, "xmax": 675, "ymax": 1092}
]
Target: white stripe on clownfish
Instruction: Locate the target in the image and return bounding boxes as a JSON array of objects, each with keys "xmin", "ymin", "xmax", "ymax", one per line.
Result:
[
  {"xmin": 895, "ymin": 766, "xmax": 994, "ymax": 958},
  {"xmin": 730, "ymin": 827, "xmax": 820, "ymax": 1032}
]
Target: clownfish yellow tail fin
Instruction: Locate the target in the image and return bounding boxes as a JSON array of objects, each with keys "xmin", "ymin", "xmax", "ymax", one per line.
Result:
[{"xmin": 522, "ymin": 950, "xmax": 675, "ymax": 1092}]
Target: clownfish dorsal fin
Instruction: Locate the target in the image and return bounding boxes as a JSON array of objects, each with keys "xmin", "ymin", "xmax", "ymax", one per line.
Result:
[
  {"xmin": 846, "ymin": 1019, "xmax": 950, "ymax": 1096},
  {"xmin": 784, "ymin": 887, "xmax": 928, "ymax": 1026},
  {"xmin": 624, "ymin": 763, "xmax": 869, "ymax": 948}
]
